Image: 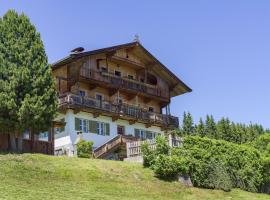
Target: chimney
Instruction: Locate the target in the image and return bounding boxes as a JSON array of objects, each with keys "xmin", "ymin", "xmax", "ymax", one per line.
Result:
[{"xmin": 70, "ymin": 47, "xmax": 85, "ymax": 55}]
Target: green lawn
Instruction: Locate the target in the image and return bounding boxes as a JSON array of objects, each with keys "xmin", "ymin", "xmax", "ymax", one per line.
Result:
[{"xmin": 0, "ymin": 154, "xmax": 268, "ymax": 200}]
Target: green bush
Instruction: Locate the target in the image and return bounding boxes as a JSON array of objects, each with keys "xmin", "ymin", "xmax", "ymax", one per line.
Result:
[
  {"xmin": 77, "ymin": 140, "xmax": 93, "ymax": 158},
  {"xmin": 152, "ymin": 155, "xmax": 181, "ymax": 179},
  {"xmin": 143, "ymin": 135, "xmax": 264, "ymax": 193},
  {"xmin": 141, "ymin": 142, "xmax": 155, "ymax": 167}
]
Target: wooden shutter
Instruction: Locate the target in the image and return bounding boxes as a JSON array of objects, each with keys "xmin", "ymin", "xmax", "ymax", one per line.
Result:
[
  {"xmin": 75, "ymin": 118, "xmax": 80, "ymax": 131},
  {"xmin": 89, "ymin": 120, "xmax": 98, "ymax": 134},
  {"xmin": 105, "ymin": 123, "xmax": 110, "ymax": 136}
]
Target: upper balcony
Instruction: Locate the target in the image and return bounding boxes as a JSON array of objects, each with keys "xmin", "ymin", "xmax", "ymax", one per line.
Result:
[
  {"xmin": 58, "ymin": 93, "xmax": 179, "ymax": 129},
  {"xmin": 79, "ymin": 67, "xmax": 170, "ymax": 102}
]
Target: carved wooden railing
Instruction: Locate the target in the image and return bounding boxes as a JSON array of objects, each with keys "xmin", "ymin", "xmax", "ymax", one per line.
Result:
[
  {"xmin": 93, "ymin": 135, "xmax": 137, "ymax": 158},
  {"xmin": 79, "ymin": 68, "xmax": 169, "ymax": 99},
  {"xmin": 58, "ymin": 93, "xmax": 179, "ymax": 128}
]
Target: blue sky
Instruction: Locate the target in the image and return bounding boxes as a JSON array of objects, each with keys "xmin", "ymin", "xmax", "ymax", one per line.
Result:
[{"xmin": 1, "ymin": 1, "xmax": 270, "ymax": 128}]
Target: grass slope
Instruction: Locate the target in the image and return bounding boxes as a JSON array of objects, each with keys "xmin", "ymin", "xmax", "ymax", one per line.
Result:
[{"xmin": 0, "ymin": 154, "xmax": 268, "ymax": 200}]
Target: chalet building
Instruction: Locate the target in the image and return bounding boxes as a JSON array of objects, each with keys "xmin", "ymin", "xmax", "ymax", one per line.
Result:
[{"xmin": 52, "ymin": 41, "xmax": 191, "ymax": 159}]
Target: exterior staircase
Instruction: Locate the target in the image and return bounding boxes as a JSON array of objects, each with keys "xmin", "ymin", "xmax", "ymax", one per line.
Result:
[{"xmin": 93, "ymin": 135, "xmax": 138, "ymax": 159}]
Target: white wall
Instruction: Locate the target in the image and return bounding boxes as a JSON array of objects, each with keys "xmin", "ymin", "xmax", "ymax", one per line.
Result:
[{"xmin": 54, "ymin": 109, "xmax": 165, "ymax": 151}]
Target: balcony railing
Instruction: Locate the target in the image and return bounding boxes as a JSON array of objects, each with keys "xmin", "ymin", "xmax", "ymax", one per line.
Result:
[
  {"xmin": 59, "ymin": 93, "xmax": 179, "ymax": 128},
  {"xmin": 79, "ymin": 68, "xmax": 169, "ymax": 100}
]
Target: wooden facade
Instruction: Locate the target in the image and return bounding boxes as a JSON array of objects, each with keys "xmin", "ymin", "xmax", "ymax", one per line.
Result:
[
  {"xmin": 52, "ymin": 42, "xmax": 191, "ymax": 131},
  {"xmin": 0, "ymin": 121, "xmax": 65, "ymax": 155}
]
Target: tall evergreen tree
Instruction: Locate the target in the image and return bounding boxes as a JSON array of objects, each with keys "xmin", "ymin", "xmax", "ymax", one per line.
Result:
[
  {"xmin": 0, "ymin": 10, "xmax": 58, "ymax": 151},
  {"xmin": 205, "ymin": 115, "xmax": 216, "ymax": 138},
  {"xmin": 216, "ymin": 117, "xmax": 232, "ymax": 141},
  {"xmin": 182, "ymin": 112, "xmax": 194, "ymax": 135},
  {"xmin": 195, "ymin": 118, "xmax": 206, "ymax": 137}
]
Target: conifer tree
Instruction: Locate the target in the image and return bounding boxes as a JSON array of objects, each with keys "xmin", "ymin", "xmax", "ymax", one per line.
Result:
[
  {"xmin": 182, "ymin": 112, "xmax": 194, "ymax": 135},
  {"xmin": 205, "ymin": 115, "xmax": 216, "ymax": 138},
  {"xmin": 216, "ymin": 117, "xmax": 232, "ymax": 141},
  {"xmin": 0, "ymin": 10, "xmax": 57, "ymax": 151},
  {"xmin": 195, "ymin": 118, "xmax": 206, "ymax": 137}
]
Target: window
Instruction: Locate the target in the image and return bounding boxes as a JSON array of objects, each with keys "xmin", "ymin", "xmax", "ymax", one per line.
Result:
[
  {"xmin": 148, "ymin": 107, "xmax": 154, "ymax": 112},
  {"xmin": 79, "ymin": 90, "xmax": 86, "ymax": 97},
  {"xmin": 117, "ymin": 125, "xmax": 125, "ymax": 135},
  {"xmin": 75, "ymin": 118, "xmax": 110, "ymax": 136},
  {"xmin": 38, "ymin": 131, "xmax": 49, "ymax": 141},
  {"xmin": 97, "ymin": 122, "xmax": 110, "ymax": 136},
  {"xmin": 134, "ymin": 129, "xmax": 159, "ymax": 140},
  {"xmin": 79, "ymin": 119, "xmax": 88, "ymax": 133},
  {"xmin": 115, "ymin": 70, "xmax": 121, "ymax": 77},
  {"xmin": 95, "ymin": 94, "xmax": 103, "ymax": 101},
  {"xmin": 23, "ymin": 130, "xmax": 30, "ymax": 140},
  {"xmin": 128, "ymin": 75, "xmax": 134, "ymax": 80}
]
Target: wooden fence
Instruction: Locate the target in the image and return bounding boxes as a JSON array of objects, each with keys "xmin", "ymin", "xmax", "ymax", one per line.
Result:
[{"xmin": 126, "ymin": 136, "xmax": 182, "ymax": 158}]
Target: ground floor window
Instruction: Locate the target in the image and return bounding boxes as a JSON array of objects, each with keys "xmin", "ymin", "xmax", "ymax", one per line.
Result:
[
  {"xmin": 134, "ymin": 129, "xmax": 160, "ymax": 140},
  {"xmin": 75, "ymin": 117, "xmax": 110, "ymax": 136}
]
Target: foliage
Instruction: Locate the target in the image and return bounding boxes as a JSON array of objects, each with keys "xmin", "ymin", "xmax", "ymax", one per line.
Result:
[
  {"xmin": 141, "ymin": 142, "xmax": 155, "ymax": 167},
  {"xmin": 178, "ymin": 113, "xmax": 266, "ymax": 144},
  {"xmin": 182, "ymin": 112, "xmax": 194, "ymax": 135},
  {"xmin": 251, "ymin": 133, "xmax": 270, "ymax": 155},
  {"xmin": 0, "ymin": 10, "xmax": 57, "ymax": 151},
  {"xmin": 252, "ymin": 134, "xmax": 270, "ymax": 193},
  {"xmin": 143, "ymin": 135, "xmax": 264, "ymax": 193},
  {"xmin": 77, "ymin": 140, "xmax": 93, "ymax": 158}
]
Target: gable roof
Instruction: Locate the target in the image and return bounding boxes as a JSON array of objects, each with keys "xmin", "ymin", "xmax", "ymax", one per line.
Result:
[{"xmin": 51, "ymin": 42, "xmax": 192, "ymax": 97}]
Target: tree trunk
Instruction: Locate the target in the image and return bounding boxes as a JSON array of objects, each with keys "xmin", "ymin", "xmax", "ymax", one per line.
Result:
[
  {"xmin": 17, "ymin": 134, "xmax": 23, "ymax": 152},
  {"xmin": 9, "ymin": 132, "xmax": 17, "ymax": 152}
]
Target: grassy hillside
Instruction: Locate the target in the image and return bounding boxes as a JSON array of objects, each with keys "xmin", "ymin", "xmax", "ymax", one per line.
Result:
[{"xmin": 0, "ymin": 154, "xmax": 268, "ymax": 200}]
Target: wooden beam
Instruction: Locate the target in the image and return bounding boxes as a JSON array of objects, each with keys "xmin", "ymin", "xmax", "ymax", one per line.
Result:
[
  {"xmin": 93, "ymin": 112, "xmax": 100, "ymax": 118},
  {"xmin": 73, "ymin": 109, "xmax": 80, "ymax": 114},
  {"xmin": 89, "ymin": 84, "xmax": 97, "ymax": 90},
  {"xmin": 129, "ymin": 120, "xmax": 136, "ymax": 125},
  {"xmin": 145, "ymin": 123, "xmax": 153, "ymax": 128},
  {"xmin": 127, "ymin": 93, "xmax": 137, "ymax": 101},
  {"xmin": 143, "ymin": 97, "xmax": 151, "ymax": 104},
  {"xmin": 109, "ymin": 89, "xmax": 118, "ymax": 97},
  {"xmin": 112, "ymin": 116, "xmax": 119, "ymax": 122}
]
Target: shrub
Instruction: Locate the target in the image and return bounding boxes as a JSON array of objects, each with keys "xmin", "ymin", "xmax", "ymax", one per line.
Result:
[
  {"xmin": 152, "ymin": 155, "xmax": 181, "ymax": 179},
  {"xmin": 147, "ymin": 135, "xmax": 263, "ymax": 192},
  {"xmin": 141, "ymin": 142, "xmax": 155, "ymax": 167},
  {"xmin": 77, "ymin": 140, "xmax": 93, "ymax": 158},
  {"xmin": 155, "ymin": 135, "xmax": 170, "ymax": 155}
]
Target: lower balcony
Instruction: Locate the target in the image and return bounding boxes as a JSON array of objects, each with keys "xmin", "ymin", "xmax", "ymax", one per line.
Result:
[{"xmin": 58, "ymin": 93, "xmax": 179, "ymax": 129}]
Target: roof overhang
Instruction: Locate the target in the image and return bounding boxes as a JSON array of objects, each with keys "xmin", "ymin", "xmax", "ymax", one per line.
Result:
[{"xmin": 51, "ymin": 42, "xmax": 192, "ymax": 97}]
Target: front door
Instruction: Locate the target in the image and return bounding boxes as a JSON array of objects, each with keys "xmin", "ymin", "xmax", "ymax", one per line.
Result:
[{"xmin": 117, "ymin": 125, "xmax": 125, "ymax": 135}]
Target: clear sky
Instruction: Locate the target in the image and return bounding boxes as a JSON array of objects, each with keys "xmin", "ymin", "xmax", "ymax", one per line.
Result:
[{"xmin": 1, "ymin": 1, "xmax": 270, "ymax": 128}]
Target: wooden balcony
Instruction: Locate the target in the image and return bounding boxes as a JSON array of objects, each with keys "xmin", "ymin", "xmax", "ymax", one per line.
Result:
[
  {"xmin": 58, "ymin": 93, "xmax": 179, "ymax": 129},
  {"xmin": 79, "ymin": 68, "xmax": 169, "ymax": 101}
]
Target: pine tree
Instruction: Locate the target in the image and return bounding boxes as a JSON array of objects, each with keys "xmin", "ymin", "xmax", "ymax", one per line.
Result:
[
  {"xmin": 0, "ymin": 10, "xmax": 58, "ymax": 151},
  {"xmin": 216, "ymin": 117, "xmax": 232, "ymax": 141},
  {"xmin": 205, "ymin": 115, "xmax": 216, "ymax": 138},
  {"xmin": 195, "ymin": 118, "xmax": 206, "ymax": 137},
  {"xmin": 182, "ymin": 112, "xmax": 194, "ymax": 135}
]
